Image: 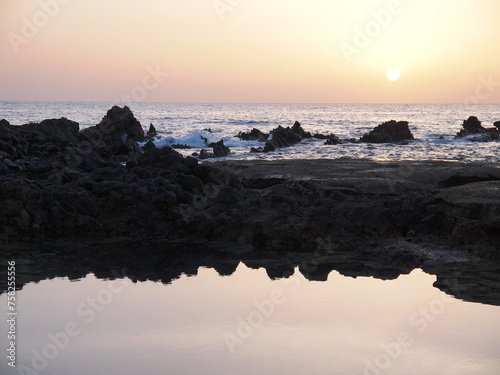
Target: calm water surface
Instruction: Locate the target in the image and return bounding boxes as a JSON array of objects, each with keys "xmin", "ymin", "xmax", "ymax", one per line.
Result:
[{"xmin": 1, "ymin": 264, "xmax": 499, "ymax": 375}]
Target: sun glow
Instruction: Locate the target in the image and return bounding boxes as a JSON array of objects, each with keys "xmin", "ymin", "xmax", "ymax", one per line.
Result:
[{"xmin": 387, "ymin": 69, "xmax": 401, "ymax": 82}]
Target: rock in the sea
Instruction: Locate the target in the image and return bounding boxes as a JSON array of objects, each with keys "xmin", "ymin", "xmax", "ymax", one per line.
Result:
[
  {"xmin": 211, "ymin": 140, "xmax": 231, "ymax": 157},
  {"xmin": 199, "ymin": 149, "xmax": 210, "ymax": 159},
  {"xmin": 456, "ymin": 116, "xmax": 500, "ymax": 140},
  {"xmin": 456, "ymin": 116, "xmax": 486, "ymax": 138},
  {"xmin": 324, "ymin": 137, "xmax": 342, "ymax": 146},
  {"xmin": 291, "ymin": 121, "xmax": 312, "ymax": 139},
  {"xmin": 250, "ymin": 146, "xmax": 269, "ymax": 153},
  {"xmin": 199, "ymin": 140, "xmax": 230, "ymax": 159},
  {"xmin": 269, "ymin": 126, "xmax": 300, "ymax": 147},
  {"xmin": 361, "ymin": 120, "xmax": 415, "ymax": 143},
  {"xmin": 236, "ymin": 128, "xmax": 268, "ymax": 141},
  {"xmin": 146, "ymin": 123, "xmax": 158, "ymax": 141},
  {"xmin": 314, "ymin": 133, "xmax": 343, "ymax": 145},
  {"xmin": 260, "ymin": 122, "xmax": 311, "ymax": 152},
  {"xmin": 241, "ymin": 121, "xmax": 312, "ymax": 153}
]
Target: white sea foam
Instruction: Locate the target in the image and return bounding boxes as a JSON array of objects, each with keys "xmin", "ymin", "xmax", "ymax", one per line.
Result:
[{"xmin": 153, "ymin": 129, "xmax": 263, "ymax": 150}]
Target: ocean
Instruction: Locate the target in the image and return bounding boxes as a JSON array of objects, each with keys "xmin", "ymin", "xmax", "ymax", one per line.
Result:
[{"xmin": 1, "ymin": 101, "xmax": 499, "ymax": 162}]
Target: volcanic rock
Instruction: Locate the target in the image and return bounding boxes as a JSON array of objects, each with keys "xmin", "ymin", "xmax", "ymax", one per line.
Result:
[
  {"xmin": 236, "ymin": 128, "xmax": 268, "ymax": 141},
  {"xmin": 456, "ymin": 116, "xmax": 500, "ymax": 140},
  {"xmin": 291, "ymin": 121, "xmax": 312, "ymax": 139},
  {"xmin": 314, "ymin": 133, "xmax": 343, "ymax": 145},
  {"xmin": 146, "ymin": 123, "xmax": 158, "ymax": 141},
  {"xmin": 199, "ymin": 140, "xmax": 231, "ymax": 159},
  {"xmin": 260, "ymin": 122, "xmax": 311, "ymax": 152},
  {"xmin": 23, "ymin": 118, "xmax": 80, "ymax": 145},
  {"xmin": 80, "ymin": 106, "xmax": 145, "ymax": 160},
  {"xmin": 361, "ymin": 121, "xmax": 415, "ymax": 143},
  {"xmin": 456, "ymin": 116, "xmax": 485, "ymax": 138},
  {"xmin": 212, "ymin": 140, "xmax": 231, "ymax": 157}
]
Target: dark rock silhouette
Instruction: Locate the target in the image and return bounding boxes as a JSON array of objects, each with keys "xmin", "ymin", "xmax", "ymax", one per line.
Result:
[
  {"xmin": 361, "ymin": 120, "xmax": 415, "ymax": 143},
  {"xmin": 291, "ymin": 121, "xmax": 312, "ymax": 139},
  {"xmin": 495, "ymin": 121, "xmax": 500, "ymax": 131},
  {"xmin": 79, "ymin": 106, "xmax": 145, "ymax": 160},
  {"xmin": 24, "ymin": 118, "xmax": 80, "ymax": 144},
  {"xmin": 456, "ymin": 116, "xmax": 500, "ymax": 140},
  {"xmin": 199, "ymin": 149, "xmax": 211, "ymax": 159},
  {"xmin": 456, "ymin": 116, "xmax": 486, "ymax": 137},
  {"xmin": 146, "ymin": 123, "xmax": 158, "ymax": 141},
  {"xmin": 210, "ymin": 140, "xmax": 231, "ymax": 157},
  {"xmin": 251, "ymin": 121, "xmax": 312, "ymax": 153},
  {"xmin": 199, "ymin": 140, "xmax": 231, "ymax": 159},
  {"xmin": 236, "ymin": 128, "xmax": 268, "ymax": 141},
  {"xmin": 313, "ymin": 133, "xmax": 343, "ymax": 145},
  {"xmin": 86, "ymin": 105, "xmax": 144, "ymax": 141},
  {"xmin": 241, "ymin": 122, "xmax": 345, "ymax": 152}
]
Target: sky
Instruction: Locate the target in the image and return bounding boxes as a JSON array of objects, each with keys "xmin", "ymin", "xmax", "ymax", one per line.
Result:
[{"xmin": 0, "ymin": 0, "xmax": 499, "ymax": 103}]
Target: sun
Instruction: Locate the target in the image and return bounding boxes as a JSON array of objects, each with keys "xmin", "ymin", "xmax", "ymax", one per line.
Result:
[{"xmin": 386, "ymin": 69, "xmax": 400, "ymax": 81}]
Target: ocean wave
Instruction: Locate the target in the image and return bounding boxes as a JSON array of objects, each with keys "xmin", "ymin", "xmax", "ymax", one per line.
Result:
[{"xmin": 154, "ymin": 130, "xmax": 263, "ymax": 149}]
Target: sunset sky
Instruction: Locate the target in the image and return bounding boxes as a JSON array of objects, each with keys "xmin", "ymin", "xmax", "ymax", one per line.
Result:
[{"xmin": 0, "ymin": 0, "xmax": 499, "ymax": 103}]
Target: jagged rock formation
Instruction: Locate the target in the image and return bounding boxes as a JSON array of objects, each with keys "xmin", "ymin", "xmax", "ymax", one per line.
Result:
[
  {"xmin": 199, "ymin": 140, "xmax": 231, "ymax": 159},
  {"xmin": 456, "ymin": 116, "xmax": 500, "ymax": 141},
  {"xmin": 360, "ymin": 120, "xmax": 415, "ymax": 143}
]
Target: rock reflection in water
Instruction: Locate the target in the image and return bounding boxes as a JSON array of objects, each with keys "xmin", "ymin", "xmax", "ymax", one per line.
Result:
[{"xmin": 2, "ymin": 240, "xmax": 500, "ymax": 306}]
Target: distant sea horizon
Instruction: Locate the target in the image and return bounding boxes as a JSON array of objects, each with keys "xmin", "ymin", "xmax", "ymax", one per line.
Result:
[{"xmin": 2, "ymin": 99, "xmax": 499, "ymax": 104}]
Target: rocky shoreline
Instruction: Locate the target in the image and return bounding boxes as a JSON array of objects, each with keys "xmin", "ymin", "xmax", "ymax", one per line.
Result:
[{"xmin": 1, "ymin": 107, "xmax": 499, "ymax": 273}]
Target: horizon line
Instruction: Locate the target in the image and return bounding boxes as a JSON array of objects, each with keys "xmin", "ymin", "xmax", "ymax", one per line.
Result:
[{"xmin": 1, "ymin": 100, "xmax": 499, "ymax": 106}]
